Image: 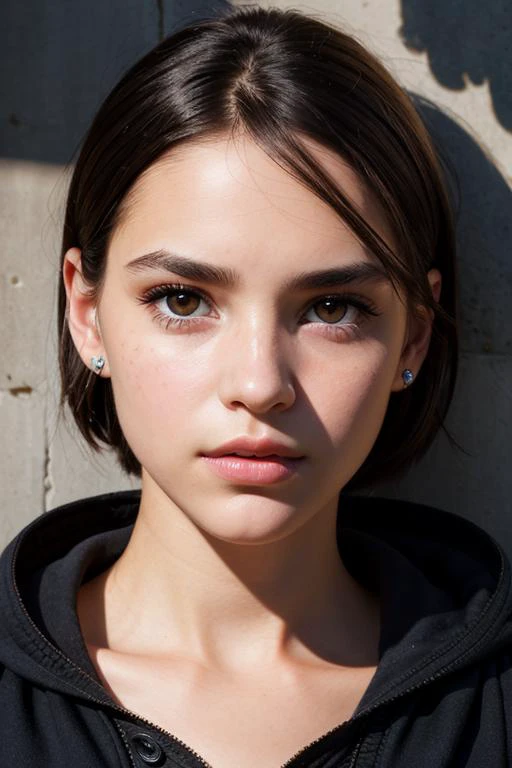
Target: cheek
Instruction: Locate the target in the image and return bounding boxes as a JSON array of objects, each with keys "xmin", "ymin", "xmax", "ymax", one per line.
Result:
[
  {"xmin": 105, "ymin": 339, "xmax": 213, "ymax": 459},
  {"xmin": 308, "ymin": 341, "xmax": 397, "ymax": 451}
]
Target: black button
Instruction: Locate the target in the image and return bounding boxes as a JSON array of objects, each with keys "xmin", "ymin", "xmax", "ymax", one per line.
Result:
[{"xmin": 132, "ymin": 733, "xmax": 164, "ymax": 765}]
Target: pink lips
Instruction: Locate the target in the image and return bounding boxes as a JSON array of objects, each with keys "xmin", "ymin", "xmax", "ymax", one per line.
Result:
[
  {"xmin": 201, "ymin": 455, "xmax": 302, "ymax": 484},
  {"xmin": 201, "ymin": 437, "xmax": 304, "ymax": 485}
]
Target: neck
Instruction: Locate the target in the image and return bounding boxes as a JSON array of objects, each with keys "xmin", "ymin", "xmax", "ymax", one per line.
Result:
[{"xmin": 85, "ymin": 476, "xmax": 380, "ymax": 670}]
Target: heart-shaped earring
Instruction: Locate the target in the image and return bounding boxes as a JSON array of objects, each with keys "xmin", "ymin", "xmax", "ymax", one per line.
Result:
[{"xmin": 91, "ymin": 355, "xmax": 106, "ymax": 375}]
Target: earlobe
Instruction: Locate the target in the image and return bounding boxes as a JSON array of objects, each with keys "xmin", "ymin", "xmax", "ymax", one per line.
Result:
[
  {"xmin": 63, "ymin": 248, "xmax": 110, "ymax": 377},
  {"xmin": 391, "ymin": 268, "xmax": 441, "ymax": 392},
  {"xmin": 390, "ymin": 311, "xmax": 432, "ymax": 392}
]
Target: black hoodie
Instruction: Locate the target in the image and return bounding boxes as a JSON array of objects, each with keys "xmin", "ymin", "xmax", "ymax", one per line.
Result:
[{"xmin": 1, "ymin": 490, "xmax": 512, "ymax": 767}]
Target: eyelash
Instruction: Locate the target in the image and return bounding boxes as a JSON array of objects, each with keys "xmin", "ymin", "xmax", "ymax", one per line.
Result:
[{"xmin": 137, "ymin": 282, "xmax": 381, "ymax": 336}]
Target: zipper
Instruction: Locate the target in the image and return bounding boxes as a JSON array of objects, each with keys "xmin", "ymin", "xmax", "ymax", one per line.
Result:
[
  {"xmin": 347, "ymin": 737, "xmax": 364, "ymax": 768},
  {"xmin": 8, "ymin": 515, "xmax": 509, "ymax": 768},
  {"xmin": 254, "ymin": 549, "xmax": 509, "ymax": 768},
  {"xmin": 13, "ymin": 587, "xmax": 214, "ymax": 766},
  {"xmin": 10, "ymin": 534, "xmax": 213, "ymax": 767},
  {"xmin": 111, "ymin": 718, "xmax": 136, "ymax": 768},
  {"xmin": 279, "ymin": 721, "xmax": 354, "ymax": 767},
  {"xmin": 11, "ymin": 557, "xmax": 354, "ymax": 768}
]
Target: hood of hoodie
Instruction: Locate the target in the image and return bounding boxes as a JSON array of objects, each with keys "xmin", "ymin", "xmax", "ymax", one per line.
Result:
[{"xmin": 0, "ymin": 490, "xmax": 511, "ymax": 718}]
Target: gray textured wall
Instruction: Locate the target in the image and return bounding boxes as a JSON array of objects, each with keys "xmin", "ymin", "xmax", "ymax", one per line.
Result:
[{"xmin": 1, "ymin": 1, "xmax": 511, "ymax": 551}]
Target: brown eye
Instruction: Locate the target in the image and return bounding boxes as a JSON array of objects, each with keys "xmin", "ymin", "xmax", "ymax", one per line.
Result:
[
  {"xmin": 166, "ymin": 290, "xmax": 201, "ymax": 316},
  {"xmin": 312, "ymin": 298, "xmax": 348, "ymax": 324}
]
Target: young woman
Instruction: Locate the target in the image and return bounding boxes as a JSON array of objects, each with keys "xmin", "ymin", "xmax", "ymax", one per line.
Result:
[{"xmin": 1, "ymin": 6, "xmax": 511, "ymax": 768}]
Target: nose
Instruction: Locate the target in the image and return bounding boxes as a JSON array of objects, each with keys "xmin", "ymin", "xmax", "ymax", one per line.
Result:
[{"xmin": 217, "ymin": 314, "xmax": 296, "ymax": 414}]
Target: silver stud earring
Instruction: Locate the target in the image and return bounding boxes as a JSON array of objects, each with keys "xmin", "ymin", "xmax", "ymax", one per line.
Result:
[
  {"xmin": 402, "ymin": 368, "xmax": 414, "ymax": 387},
  {"xmin": 91, "ymin": 355, "xmax": 106, "ymax": 375}
]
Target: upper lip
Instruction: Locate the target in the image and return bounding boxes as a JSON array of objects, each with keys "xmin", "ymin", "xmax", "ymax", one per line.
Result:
[{"xmin": 203, "ymin": 437, "xmax": 304, "ymax": 459}]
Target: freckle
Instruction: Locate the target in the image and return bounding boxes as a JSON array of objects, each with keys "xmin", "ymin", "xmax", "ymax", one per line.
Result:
[{"xmin": 10, "ymin": 275, "xmax": 21, "ymax": 286}]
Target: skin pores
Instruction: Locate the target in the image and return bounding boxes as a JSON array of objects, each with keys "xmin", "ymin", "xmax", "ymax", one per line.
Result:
[{"xmin": 70, "ymin": 134, "xmax": 431, "ymax": 547}]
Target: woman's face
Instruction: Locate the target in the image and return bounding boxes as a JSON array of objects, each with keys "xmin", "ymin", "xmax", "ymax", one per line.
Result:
[{"xmin": 66, "ymin": 134, "xmax": 435, "ymax": 544}]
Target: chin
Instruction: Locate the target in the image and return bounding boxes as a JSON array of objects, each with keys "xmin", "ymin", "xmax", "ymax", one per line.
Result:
[{"xmin": 190, "ymin": 494, "xmax": 321, "ymax": 547}]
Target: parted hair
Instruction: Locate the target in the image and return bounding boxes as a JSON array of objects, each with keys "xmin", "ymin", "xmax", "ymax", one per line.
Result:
[{"xmin": 58, "ymin": 4, "xmax": 458, "ymax": 489}]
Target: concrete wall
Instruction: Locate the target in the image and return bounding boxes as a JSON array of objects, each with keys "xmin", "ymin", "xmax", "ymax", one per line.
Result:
[{"xmin": 1, "ymin": 1, "xmax": 511, "ymax": 551}]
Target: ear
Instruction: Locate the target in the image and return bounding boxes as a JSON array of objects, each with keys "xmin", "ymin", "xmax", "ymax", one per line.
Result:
[
  {"xmin": 62, "ymin": 247, "xmax": 111, "ymax": 377},
  {"xmin": 391, "ymin": 269, "xmax": 441, "ymax": 392}
]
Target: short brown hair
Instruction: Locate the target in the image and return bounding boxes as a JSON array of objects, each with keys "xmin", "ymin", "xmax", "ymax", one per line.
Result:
[{"xmin": 58, "ymin": 5, "xmax": 458, "ymax": 489}]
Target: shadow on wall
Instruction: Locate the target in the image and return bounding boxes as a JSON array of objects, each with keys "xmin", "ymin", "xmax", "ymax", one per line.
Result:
[
  {"xmin": 0, "ymin": 0, "xmax": 232, "ymax": 165},
  {"xmin": 414, "ymin": 96, "xmax": 512, "ymax": 358},
  {"xmin": 373, "ymin": 95, "xmax": 512, "ymax": 542},
  {"xmin": 400, "ymin": 0, "xmax": 512, "ymax": 131}
]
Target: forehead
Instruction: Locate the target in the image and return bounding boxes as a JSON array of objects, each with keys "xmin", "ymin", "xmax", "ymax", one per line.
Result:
[{"xmin": 108, "ymin": 133, "xmax": 393, "ymax": 272}]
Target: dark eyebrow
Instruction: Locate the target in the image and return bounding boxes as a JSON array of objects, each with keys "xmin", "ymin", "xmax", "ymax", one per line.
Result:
[
  {"xmin": 125, "ymin": 250, "xmax": 239, "ymax": 287},
  {"xmin": 125, "ymin": 249, "xmax": 389, "ymax": 290},
  {"xmin": 285, "ymin": 263, "xmax": 389, "ymax": 291}
]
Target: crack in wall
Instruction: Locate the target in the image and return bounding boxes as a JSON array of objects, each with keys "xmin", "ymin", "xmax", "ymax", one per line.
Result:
[
  {"xmin": 42, "ymin": 403, "xmax": 53, "ymax": 511},
  {"xmin": 157, "ymin": 0, "xmax": 164, "ymax": 41},
  {"xmin": 7, "ymin": 386, "xmax": 33, "ymax": 397}
]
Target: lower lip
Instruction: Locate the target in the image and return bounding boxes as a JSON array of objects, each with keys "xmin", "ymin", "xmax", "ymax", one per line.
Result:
[{"xmin": 201, "ymin": 455, "xmax": 303, "ymax": 484}]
